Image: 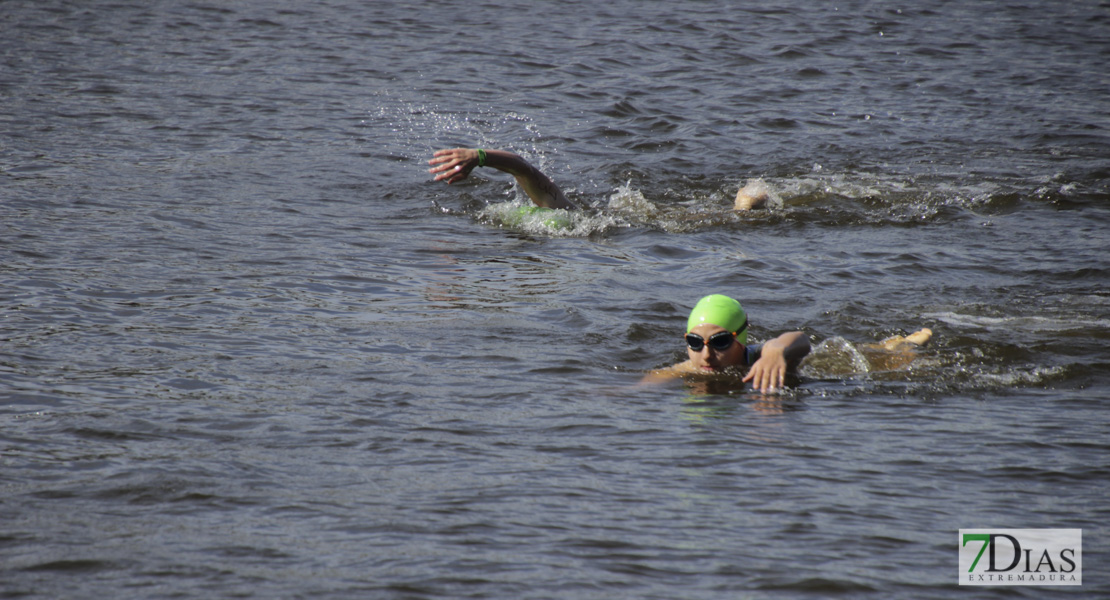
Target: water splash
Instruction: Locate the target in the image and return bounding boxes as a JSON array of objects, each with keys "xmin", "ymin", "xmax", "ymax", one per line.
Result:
[
  {"xmin": 798, "ymin": 337, "xmax": 872, "ymax": 379},
  {"xmin": 366, "ymin": 95, "xmax": 558, "ymax": 167},
  {"xmin": 607, "ymin": 183, "xmax": 659, "ymax": 218},
  {"xmin": 606, "ymin": 184, "xmax": 741, "ymax": 233},
  {"xmin": 477, "ymin": 201, "xmax": 622, "ymax": 237}
]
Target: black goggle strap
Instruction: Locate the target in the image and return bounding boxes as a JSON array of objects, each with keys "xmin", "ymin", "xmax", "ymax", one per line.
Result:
[{"xmin": 735, "ymin": 316, "xmax": 748, "ymax": 336}]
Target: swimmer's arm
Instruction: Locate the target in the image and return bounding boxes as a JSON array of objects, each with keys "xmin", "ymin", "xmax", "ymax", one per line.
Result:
[
  {"xmin": 742, "ymin": 331, "xmax": 810, "ymax": 393},
  {"xmin": 734, "ymin": 179, "xmax": 770, "ymax": 210},
  {"xmin": 429, "ymin": 148, "xmax": 578, "ymax": 210},
  {"xmin": 639, "ymin": 360, "xmax": 695, "ymax": 385},
  {"xmin": 485, "ymin": 150, "xmax": 579, "ymax": 210}
]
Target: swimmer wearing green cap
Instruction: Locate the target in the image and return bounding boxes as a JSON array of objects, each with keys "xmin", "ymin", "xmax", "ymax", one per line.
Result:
[
  {"xmin": 430, "ymin": 147, "xmax": 770, "ymax": 211},
  {"xmin": 643, "ymin": 294, "xmax": 811, "ymax": 393}
]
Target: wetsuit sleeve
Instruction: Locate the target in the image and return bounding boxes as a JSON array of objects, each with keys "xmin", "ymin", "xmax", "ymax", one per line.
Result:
[{"xmin": 746, "ymin": 343, "xmax": 763, "ymax": 366}]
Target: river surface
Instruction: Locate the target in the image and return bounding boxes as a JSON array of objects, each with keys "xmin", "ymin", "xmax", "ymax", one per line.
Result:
[{"xmin": 2, "ymin": 1, "xmax": 1108, "ymax": 598}]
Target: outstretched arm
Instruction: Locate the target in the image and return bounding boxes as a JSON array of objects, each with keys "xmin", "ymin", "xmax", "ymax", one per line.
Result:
[
  {"xmin": 742, "ymin": 331, "xmax": 810, "ymax": 393},
  {"xmin": 428, "ymin": 148, "xmax": 578, "ymax": 210},
  {"xmin": 860, "ymin": 328, "xmax": 932, "ymax": 372}
]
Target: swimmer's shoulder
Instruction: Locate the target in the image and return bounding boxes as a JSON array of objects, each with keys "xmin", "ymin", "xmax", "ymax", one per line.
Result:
[
  {"xmin": 640, "ymin": 360, "xmax": 696, "ymax": 384},
  {"xmin": 745, "ymin": 343, "xmax": 763, "ymax": 365}
]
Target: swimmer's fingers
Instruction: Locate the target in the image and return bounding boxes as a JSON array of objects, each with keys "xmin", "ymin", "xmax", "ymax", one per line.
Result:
[
  {"xmin": 905, "ymin": 328, "xmax": 932, "ymax": 346},
  {"xmin": 742, "ymin": 362, "xmax": 786, "ymax": 394},
  {"xmin": 428, "ymin": 148, "xmax": 478, "ymax": 184},
  {"xmin": 875, "ymin": 328, "xmax": 933, "ymax": 351},
  {"xmin": 742, "ymin": 368, "xmax": 770, "ymax": 393},
  {"xmin": 428, "ymin": 154, "xmax": 470, "ymax": 184}
]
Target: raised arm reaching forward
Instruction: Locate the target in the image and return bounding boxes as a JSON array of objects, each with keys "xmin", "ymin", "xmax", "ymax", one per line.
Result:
[{"xmin": 429, "ymin": 148, "xmax": 579, "ymax": 210}]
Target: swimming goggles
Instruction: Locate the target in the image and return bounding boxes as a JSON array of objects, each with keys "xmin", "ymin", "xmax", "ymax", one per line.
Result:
[{"xmin": 685, "ymin": 331, "xmax": 737, "ymax": 352}]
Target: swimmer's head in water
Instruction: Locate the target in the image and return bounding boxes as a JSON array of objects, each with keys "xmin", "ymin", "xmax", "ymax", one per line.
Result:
[{"xmin": 687, "ymin": 294, "xmax": 748, "ymax": 344}]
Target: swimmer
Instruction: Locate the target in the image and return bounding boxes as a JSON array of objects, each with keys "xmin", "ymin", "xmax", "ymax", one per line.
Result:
[
  {"xmin": 795, "ymin": 327, "xmax": 934, "ymax": 379},
  {"xmin": 642, "ymin": 294, "xmax": 811, "ymax": 393},
  {"xmin": 430, "ymin": 147, "xmax": 769, "ymax": 212},
  {"xmin": 858, "ymin": 328, "xmax": 933, "ymax": 372},
  {"xmin": 428, "ymin": 148, "xmax": 579, "ymax": 210}
]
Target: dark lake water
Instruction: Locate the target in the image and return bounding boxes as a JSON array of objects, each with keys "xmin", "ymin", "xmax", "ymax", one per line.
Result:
[{"xmin": 2, "ymin": 1, "xmax": 1108, "ymax": 598}]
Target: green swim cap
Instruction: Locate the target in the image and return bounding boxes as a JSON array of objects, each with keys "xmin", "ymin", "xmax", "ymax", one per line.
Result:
[
  {"xmin": 510, "ymin": 206, "xmax": 573, "ymax": 230},
  {"xmin": 686, "ymin": 294, "xmax": 748, "ymax": 344}
]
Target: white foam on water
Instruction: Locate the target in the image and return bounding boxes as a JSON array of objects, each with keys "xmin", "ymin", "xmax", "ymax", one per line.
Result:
[
  {"xmin": 924, "ymin": 311, "xmax": 1110, "ymax": 332},
  {"xmin": 478, "ymin": 201, "xmax": 623, "ymax": 237},
  {"xmin": 973, "ymin": 365, "xmax": 1068, "ymax": 387},
  {"xmin": 607, "ymin": 183, "xmax": 659, "ymax": 218},
  {"xmin": 605, "ymin": 184, "xmax": 743, "ymax": 233}
]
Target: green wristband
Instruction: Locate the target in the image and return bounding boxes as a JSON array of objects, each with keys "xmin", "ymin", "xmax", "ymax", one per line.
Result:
[{"xmin": 477, "ymin": 148, "xmax": 487, "ymax": 167}]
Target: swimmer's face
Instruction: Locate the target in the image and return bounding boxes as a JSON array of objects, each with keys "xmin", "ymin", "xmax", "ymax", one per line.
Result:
[{"xmin": 686, "ymin": 323, "xmax": 746, "ymax": 373}]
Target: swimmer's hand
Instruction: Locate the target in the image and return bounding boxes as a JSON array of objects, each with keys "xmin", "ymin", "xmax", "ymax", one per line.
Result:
[
  {"xmin": 428, "ymin": 148, "xmax": 479, "ymax": 185},
  {"xmin": 742, "ymin": 331, "xmax": 810, "ymax": 393},
  {"xmin": 742, "ymin": 350, "xmax": 788, "ymax": 394}
]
